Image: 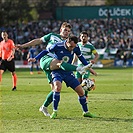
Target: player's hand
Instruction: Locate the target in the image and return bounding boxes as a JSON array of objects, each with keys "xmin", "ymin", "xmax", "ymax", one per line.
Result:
[
  {"xmin": 28, "ymin": 58, "xmax": 36, "ymax": 62},
  {"xmin": 7, "ymin": 56, "xmax": 13, "ymax": 61},
  {"xmin": 89, "ymin": 68, "xmax": 97, "ymax": 76},
  {"xmin": 15, "ymin": 44, "xmax": 23, "ymax": 50},
  {"xmin": 90, "ymin": 60, "xmax": 95, "ymax": 64}
]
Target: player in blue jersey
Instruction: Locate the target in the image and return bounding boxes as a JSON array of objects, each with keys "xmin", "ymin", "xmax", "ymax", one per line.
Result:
[
  {"xmin": 30, "ymin": 35, "xmax": 97, "ymax": 118},
  {"xmin": 17, "ymin": 22, "xmax": 95, "ymax": 116},
  {"xmin": 27, "ymin": 46, "xmax": 41, "ymax": 74}
]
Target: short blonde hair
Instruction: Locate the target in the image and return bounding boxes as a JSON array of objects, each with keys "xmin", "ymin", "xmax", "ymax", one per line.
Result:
[{"xmin": 61, "ymin": 22, "xmax": 72, "ymax": 29}]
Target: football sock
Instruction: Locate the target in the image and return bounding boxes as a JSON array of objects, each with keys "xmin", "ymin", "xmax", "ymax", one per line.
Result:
[
  {"xmin": 36, "ymin": 65, "xmax": 39, "ymax": 71},
  {"xmin": 0, "ymin": 73, "xmax": 2, "ymax": 82},
  {"xmin": 53, "ymin": 92, "xmax": 60, "ymax": 111},
  {"xmin": 12, "ymin": 73, "xmax": 17, "ymax": 87},
  {"xmin": 85, "ymin": 90, "xmax": 88, "ymax": 97},
  {"xmin": 43, "ymin": 91, "xmax": 53, "ymax": 107},
  {"xmin": 79, "ymin": 95, "xmax": 88, "ymax": 112},
  {"xmin": 30, "ymin": 67, "xmax": 33, "ymax": 72},
  {"xmin": 60, "ymin": 62, "xmax": 77, "ymax": 71}
]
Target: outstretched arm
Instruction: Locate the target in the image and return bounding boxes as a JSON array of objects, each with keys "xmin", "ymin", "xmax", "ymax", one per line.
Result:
[
  {"xmin": 28, "ymin": 50, "xmax": 48, "ymax": 62},
  {"xmin": 78, "ymin": 54, "xmax": 88, "ymax": 65},
  {"xmin": 16, "ymin": 38, "xmax": 43, "ymax": 49}
]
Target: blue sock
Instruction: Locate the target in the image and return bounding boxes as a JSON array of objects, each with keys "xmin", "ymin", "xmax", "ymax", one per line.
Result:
[
  {"xmin": 30, "ymin": 66, "xmax": 33, "ymax": 72},
  {"xmin": 53, "ymin": 92, "xmax": 60, "ymax": 111},
  {"xmin": 79, "ymin": 95, "xmax": 88, "ymax": 113},
  {"xmin": 36, "ymin": 65, "xmax": 39, "ymax": 71}
]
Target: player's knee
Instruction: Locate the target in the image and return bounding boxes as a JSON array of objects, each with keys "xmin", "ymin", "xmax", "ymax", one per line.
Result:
[{"xmin": 75, "ymin": 85, "xmax": 84, "ymax": 96}]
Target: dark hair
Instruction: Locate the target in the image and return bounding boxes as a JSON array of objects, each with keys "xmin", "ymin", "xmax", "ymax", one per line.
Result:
[
  {"xmin": 80, "ymin": 31, "xmax": 88, "ymax": 36},
  {"xmin": 67, "ymin": 35, "xmax": 78, "ymax": 44}
]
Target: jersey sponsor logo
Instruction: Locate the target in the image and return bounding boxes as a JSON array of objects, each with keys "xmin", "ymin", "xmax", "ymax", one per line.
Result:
[{"xmin": 62, "ymin": 56, "xmax": 69, "ymax": 63}]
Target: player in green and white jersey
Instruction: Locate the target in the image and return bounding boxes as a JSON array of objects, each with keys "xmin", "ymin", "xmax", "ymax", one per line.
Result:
[
  {"xmin": 75, "ymin": 31, "xmax": 99, "ymax": 100},
  {"xmin": 17, "ymin": 23, "xmax": 95, "ymax": 116}
]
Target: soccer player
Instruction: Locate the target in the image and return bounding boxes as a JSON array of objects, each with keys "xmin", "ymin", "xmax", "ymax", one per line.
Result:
[
  {"xmin": 27, "ymin": 46, "xmax": 41, "ymax": 74},
  {"xmin": 74, "ymin": 31, "xmax": 99, "ymax": 99},
  {"xmin": 32, "ymin": 35, "xmax": 97, "ymax": 118},
  {"xmin": 0, "ymin": 42, "xmax": 2, "ymax": 82},
  {"xmin": 0, "ymin": 31, "xmax": 17, "ymax": 91},
  {"xmin": 16, "ymin": 22, "xmax": 93, "ymax": 116}
]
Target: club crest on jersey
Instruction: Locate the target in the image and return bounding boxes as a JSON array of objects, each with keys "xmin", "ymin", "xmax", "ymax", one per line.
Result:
[{"xmin": 62, "ymin": 56, "xmax": 69, "ymax": 63}]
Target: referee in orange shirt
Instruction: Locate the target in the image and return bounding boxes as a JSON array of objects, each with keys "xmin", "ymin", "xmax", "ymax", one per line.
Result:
[{"xmin": 0, "ymin": 31, "xmax": 17, "ymax": 91}]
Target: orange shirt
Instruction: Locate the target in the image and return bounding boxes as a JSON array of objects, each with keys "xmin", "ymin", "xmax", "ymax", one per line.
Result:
[
  {"xmin": 0, "ymin": 42, "xmax": 2, "ymax": 58},
  {"xmin": 1, "ymin": 39, "xmax": 15, "ymax": 60}
]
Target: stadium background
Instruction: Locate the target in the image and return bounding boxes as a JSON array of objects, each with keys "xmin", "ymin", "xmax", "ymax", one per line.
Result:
[{"xmin": 0, "ymin": 0, "xmax": 133, "ymax": 68}]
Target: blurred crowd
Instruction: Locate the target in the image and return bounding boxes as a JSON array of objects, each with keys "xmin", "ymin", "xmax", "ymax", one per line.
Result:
[{"xmin": 0, "ymin": 18, "xmax": 133, "ymax": 61}]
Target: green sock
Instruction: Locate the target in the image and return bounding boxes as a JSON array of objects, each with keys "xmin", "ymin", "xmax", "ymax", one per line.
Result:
[
  {"xmin": 60, "ymin": 62, "xmax": 77, "ymax": 71},
  {"xmin": 85, "ymin": 90, "xmax": 88, "ymax": 97},
  {"xmin": 43, "ymin": 91, "xmax": 53, "ymax": 107}
]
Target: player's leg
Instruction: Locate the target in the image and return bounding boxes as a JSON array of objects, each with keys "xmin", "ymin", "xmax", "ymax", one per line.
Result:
[
  {"xmin": 42, "ymin": 70, "xmax": 53, "ymax": 107},
  {"xmin": 74, "ymin": 85, "xmax": 97, "ymax": 118},
  {"xmin": 0, "ymin": 61, "xmax": 5, "ymax": 83},
  {"xmin": 11, "ymin": 71, "xmax": 17, "ymax": 91},
  {"xmin": 39, "ymin": 56, "xmax": 54, "ymax": 116},
  {"xmin": 7, "ymin": 60, "xmax": 17, "ymax": 91},
  {"xmin": 82, "ymin": 70, "xmax": 90, "ymax": 100},
  {"xmin": 47, "ymin": 57, "xmax": 95, "ymax": 75},
  {"xmin": 30, "ymin": 62, "xmax": 34, "ymax": 74},
  {"xmin": 75, "ymin": 70, "xmax": 89, "ymax": 100},
  {"xmin": 65, "ymin": 75, "xmax": 97, "ymax": 118},
  {"xmin": 65, "ymin": 75, "xmax": 89, "ymax": 114},
  {"xmin": 0, "ymin": 69, "xmax": 4, "ymax": 83},
  {"xmin": 59, "ymin": 61, "xmax": 96, "ymax": 75},
  {"xmin": 50, "ymin": 60, "xmax": 86, "ymax": 74},
  {"xmin": 35, "ymin": 61, "xmax": 41, "ymax": 74},
  {"xmin": 50, "ymin": 75, "xmax": 62, "ymax": 119}
]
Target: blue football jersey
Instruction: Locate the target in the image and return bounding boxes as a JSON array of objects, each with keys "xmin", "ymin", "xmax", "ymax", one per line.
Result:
[
  {"xmin": 29, "ymin": 47, "xmax": 38, "ymax": 58},
  {"xmin": 47, "ymin": 40, "xmax": 81, "ymax": 64}
]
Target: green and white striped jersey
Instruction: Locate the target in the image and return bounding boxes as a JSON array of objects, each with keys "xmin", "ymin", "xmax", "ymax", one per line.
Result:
[
  {"xmin": 77, "ymin": 41, "xmax": 97, "ymax": 65},
  {"xmin": 41, "ymin": 32, "xmax": 64, "ymax": 57},
  {"xmin": 41, "ymin": 32, "xmax": 63, "ymax": 49}
]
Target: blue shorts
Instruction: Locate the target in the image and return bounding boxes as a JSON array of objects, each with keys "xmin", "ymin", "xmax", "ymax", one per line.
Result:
[{"xmin": 51, "ymin": 70, "xmax": 80, "ymax": 90}]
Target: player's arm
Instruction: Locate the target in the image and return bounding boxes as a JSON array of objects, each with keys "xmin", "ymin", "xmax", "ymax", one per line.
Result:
[
  {"xmin": 75, "ymin": 46, "xmax": 97, "ymax": 76},
  {"xmin": 7, "ymin": 41, "xmax": 16, "ymax": 61},
  {"xmin": 27, "ymin": 51, "xmax": 30, "ymax": 60},
  {"xmin": 72, "ymin": 53, "xmax": 78, "ymax": 64},
  {"xmin": 28, "ymin": 42, "xmax": 57, "ymax": 62},
  {"xmin": 28, "ymin": 50, "xmax": 49, "ymax": 62},
  {"xmin": 77, "ymin": 54, "xmax": 97, "ymax": 76},
  {"xmin": 16, "ymin": 38, "xmax": 43, "ymax": 49},
  {"xmin": 91, "ymin": 50, "xmax": 99, "ymax": 64}
]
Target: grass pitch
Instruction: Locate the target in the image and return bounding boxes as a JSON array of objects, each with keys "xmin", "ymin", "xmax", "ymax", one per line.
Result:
[{"xmin": 0, "ymin": 67, "xmax": 132, "ymax": 133}]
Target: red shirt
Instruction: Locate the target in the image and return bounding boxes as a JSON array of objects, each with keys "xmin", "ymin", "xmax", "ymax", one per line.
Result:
[{"xmin": 1, "ymin": 39, "xmax": 15, "ymax": 60}]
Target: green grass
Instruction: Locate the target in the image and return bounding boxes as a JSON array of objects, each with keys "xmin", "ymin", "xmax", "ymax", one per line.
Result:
[{"xmin": 0, "ymin": 68, "xmax": 132, "ymax": 133}]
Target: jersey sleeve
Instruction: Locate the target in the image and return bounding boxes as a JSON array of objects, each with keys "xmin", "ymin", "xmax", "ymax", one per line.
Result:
[
  {"xmin": 47, "ymin": 43, "xmax": 57, "ymax": 53},
  {"xmin": 90, "ymin": 44, "xmax": 97, "ymax": 54},
  {"xmin": 41, "ymin": 33, "xmax": 52, "ymax": 43},
  {"xmin": 74, "ymin": 46, "xmax": 82, "ymax": 57},
  {"xmin": 10, "ymin": 40, "xmax": 15, "ymax": 49},
  {"xmin": 74, "ymin": 46, "xmax": 88, "ymax": 65}
]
